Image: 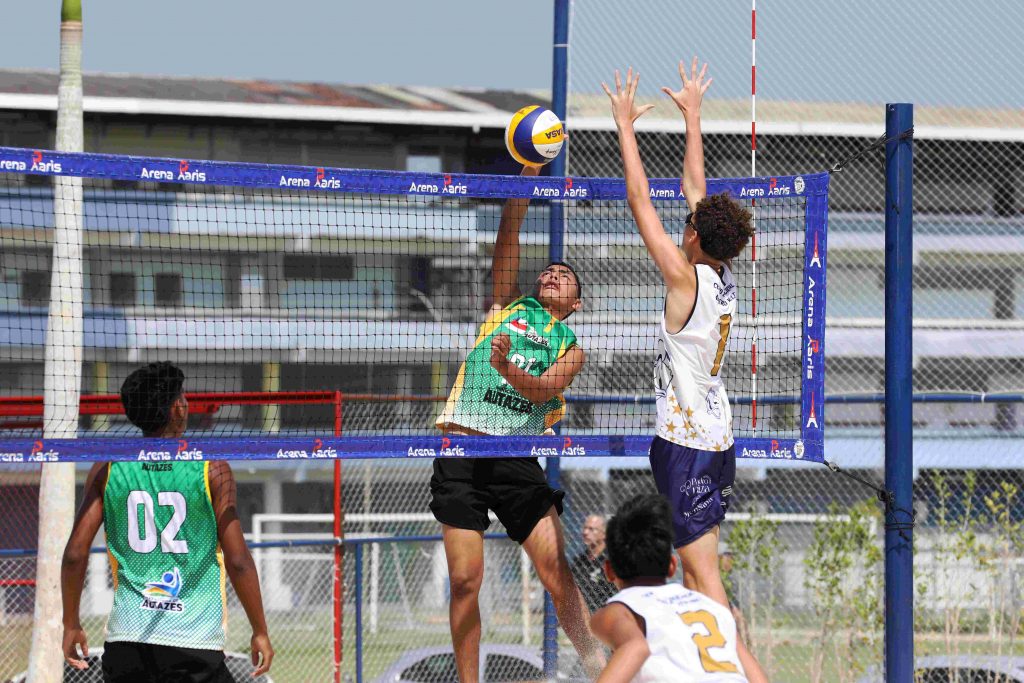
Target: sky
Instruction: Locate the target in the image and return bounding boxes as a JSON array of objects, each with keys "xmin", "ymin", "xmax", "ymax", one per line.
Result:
[{"xmin": 2, "ymin": 0, "xmax": 1022, "ymax": 109}]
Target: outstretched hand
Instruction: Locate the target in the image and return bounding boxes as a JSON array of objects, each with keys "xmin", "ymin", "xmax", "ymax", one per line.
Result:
[
  {"xmin": 661, "ymin": 57, "xmax": 712, "ymax": 117},
  {"xmin": 602, "ymin": 68, "xmax": 655, "ymax": 129}
]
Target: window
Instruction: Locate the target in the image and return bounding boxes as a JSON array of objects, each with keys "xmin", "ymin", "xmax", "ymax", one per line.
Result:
[
  {"xmin": 109, "ymin": 272, "xmax": 136, "ymax": 307},
  {"xmin": 283, "ymin": 255, "xmax": 354, "ymax": 281},
  {"xmin": 407, "ymin": 152, "xmax": 443, "ymax": 174},
  {"xmin": 20, "ymin": 270, "xmax": 49, "ymax": 307},
  {"xmin": 399, "ymin": 654, "xmax": 460, "ymax": 683},
  {"xmin": 154, "ymin": 273, "xmax": 183, "ymax": 307},
  {"xmin": 483, "ymin": 654, "xmax": 544, "ymax": 682}
]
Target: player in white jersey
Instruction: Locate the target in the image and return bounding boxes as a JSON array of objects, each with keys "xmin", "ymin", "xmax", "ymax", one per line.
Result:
[
  {"xmin": 591, "ymin": 494, "xmax": 747, "ymax": 683},
  {"xmin": 604, "ymin": 60, "xmax": 766, "ymax": 682}
]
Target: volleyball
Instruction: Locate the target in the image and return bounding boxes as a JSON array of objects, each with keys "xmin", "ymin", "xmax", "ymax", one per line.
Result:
[{"xmin": 504, "ymin": 105, "xmax": 565, "ymax": 167}]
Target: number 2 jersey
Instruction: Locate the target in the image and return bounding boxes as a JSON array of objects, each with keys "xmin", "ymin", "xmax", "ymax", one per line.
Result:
[
  {"xmin": 102, "ymin": 461, "xmax": 226, "ymax": 650},
  {"xmin": 436, "ymin": 296, "xmax": 577, "ymax": 435},
  {"xmin": 654, "ymin": 263, "xmax": 738, "ymax": 452},
  {"xmin": 608, "ymin": 583, "xmax": 747, "ymax": 683}
]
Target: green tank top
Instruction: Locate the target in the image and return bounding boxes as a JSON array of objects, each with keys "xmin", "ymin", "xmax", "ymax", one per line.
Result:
[
  {"xmin": 436, "ymin": 296, "xmax": 578, "ymax": 435},
  {"xmin": 103, "ymin": 460, "xmax": 226, "ymax": 650}
]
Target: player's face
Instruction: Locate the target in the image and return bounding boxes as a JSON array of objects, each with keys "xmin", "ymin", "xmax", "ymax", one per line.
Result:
[
  {"xmin": 534, "ymin": 265, "xmax": 580, "ymax": 311},
  {"xmin": 682, "ymin": 216, "xmax": 699, "ymax": 262}
]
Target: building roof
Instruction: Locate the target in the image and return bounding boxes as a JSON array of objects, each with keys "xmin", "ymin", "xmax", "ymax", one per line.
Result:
[{"xmin": 1, "ymin": 69, "xmax": 1022, "ymax": 141}]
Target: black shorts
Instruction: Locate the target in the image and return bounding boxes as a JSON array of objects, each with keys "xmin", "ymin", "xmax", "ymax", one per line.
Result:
[
  {"xmin": 102, "ymin": 641, "xmax": 232, "ymax": 683},
  {"xmin": 430, "ymin": 457, "xmax": 564, "ymax": 544}
]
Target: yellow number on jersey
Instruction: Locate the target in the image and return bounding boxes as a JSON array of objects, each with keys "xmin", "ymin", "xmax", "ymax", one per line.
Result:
[
  {"xmin": 680, "ymin": 609, "xmax": 740, "ymax": 674},
  {"xmin": 710, "ymin": 314, "xmax": 733, "ymax": 377}
]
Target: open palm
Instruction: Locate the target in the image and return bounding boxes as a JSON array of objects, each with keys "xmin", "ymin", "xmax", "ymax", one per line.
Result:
[
  {"xmin": 662, "ymin": 57, "xmax": 713, "ymax": 117},
  {"xmin": 602, "ymin": 67, "xmax": 655, "ymax": 128}
]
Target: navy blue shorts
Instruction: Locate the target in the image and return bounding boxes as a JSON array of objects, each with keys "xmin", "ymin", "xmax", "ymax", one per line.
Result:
[{"xmin": 649, "ymin": 436, "xmax": 736, "ymax": 548}]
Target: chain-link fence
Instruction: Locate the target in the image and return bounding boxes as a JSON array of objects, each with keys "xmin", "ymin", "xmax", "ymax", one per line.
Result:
[{"xmin": 565, "ymin": 1, "xmax": 1024, "ymax": 681}]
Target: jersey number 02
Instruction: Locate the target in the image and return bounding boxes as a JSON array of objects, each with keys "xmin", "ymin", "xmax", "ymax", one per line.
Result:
[{"xmin": 126, "ymin": 490, "xmax": 189, "ymax": 554}]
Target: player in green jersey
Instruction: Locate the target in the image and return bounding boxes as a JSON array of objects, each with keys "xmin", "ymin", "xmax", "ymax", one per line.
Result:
[
  {"xmin": 432, "ymin": 165, "xmax": 604, "ymax": 682},
  {"xmin": 61, "ymin": 362, "xmax": 273, "ymax": 682}
]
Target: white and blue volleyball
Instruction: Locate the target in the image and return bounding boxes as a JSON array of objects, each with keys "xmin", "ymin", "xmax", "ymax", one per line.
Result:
[{"xmin": 505, "ymin": 105, "xmax": 565, "ymax": 167}]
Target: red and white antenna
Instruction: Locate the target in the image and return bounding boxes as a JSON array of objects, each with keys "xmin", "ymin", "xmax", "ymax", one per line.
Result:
[{"xmin": 750, "ymin": 0, "xmax": 759, "ymax": 428}]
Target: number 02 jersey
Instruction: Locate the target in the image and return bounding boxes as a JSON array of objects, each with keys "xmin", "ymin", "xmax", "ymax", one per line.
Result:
[
  {"xmin": 654, "ymin": 263, "xmax": 738, "ymax": 452},
  {"xmin": 103, "ymin": 461, "xmax": 226, "ymax": 650},
  {"xmin": 608, "ymin": 583, "xmax": 747, "ymax": 683}
]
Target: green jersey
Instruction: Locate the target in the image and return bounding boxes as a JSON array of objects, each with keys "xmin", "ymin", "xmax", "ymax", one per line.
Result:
[
  {"xmin": 436, "ymin": 296, "xmax": 578, "ymax": 435},
  {"xmin": 102, "ymin": 460, "xmax": 226, "ymax": 650}
]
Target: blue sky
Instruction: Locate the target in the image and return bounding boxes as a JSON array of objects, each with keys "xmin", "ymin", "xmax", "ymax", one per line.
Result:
[{"xmin": 3, "ymin": 0, "xmax": 1021, "ymax": 108}]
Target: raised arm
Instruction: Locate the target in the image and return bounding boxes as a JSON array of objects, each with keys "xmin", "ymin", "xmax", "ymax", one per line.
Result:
[
  {"xmin": 491, "ymin": 164, "xmax": 543, "ymax": 311},
  {"xmin": 490, "ymin": 334, "xmax": 584, "ymax": 405},
  {"xmin": 662, "ymin": 57, "xmax": 713, "ymax": 212},
  {"xmin": 603, "ymin": 68, "xmax": 694, "ymax": 292},
  {"xmin": 62, "ymin": 462, "xmax": 108, "ymax": 670},
  {"xmin": 210, "ymin": 460, "xmax": 274, "ymax": 677}
]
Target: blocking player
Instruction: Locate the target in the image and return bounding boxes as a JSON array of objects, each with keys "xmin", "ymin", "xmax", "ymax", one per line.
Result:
[
  {"xmin": 591, "ymin": 494, "xmax": 747, "ymax": 682},
  {"xmin": 61, "ymin": 362, "xmax": 273, "ymax": 682},
  {"xmin": 603, "ymin": 60, "xmax": 767, "ymax": 682},
  {"xmin": 432, "ymin": 164, "xmax": 603, "ymax": 681}
]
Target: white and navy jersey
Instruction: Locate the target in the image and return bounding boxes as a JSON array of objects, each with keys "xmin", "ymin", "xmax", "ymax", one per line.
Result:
[
  {"xmin": 654, "ymin": 263, "xmax": 738, "ymax": 452},
  {"xmin": 608, "ymin": 583, "xmax": 747, "ymax": 683}
]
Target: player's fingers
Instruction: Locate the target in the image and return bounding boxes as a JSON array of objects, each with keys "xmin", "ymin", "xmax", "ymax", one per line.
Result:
[
  {"xmin": 691, "ymin": 56, "xmax": 698, "ymax": 81},
  {"xmin": 678, "ymin": 59, "xmax": 687, "ymax": 84},
  {"xmin": 601, "ymin": 82, "xmax": 613, "ymax": 98},
  {"xmin": 254, "ymin": 647, "xmax": 274, "ymax": 676},
  {"xmin": 702, "ymin": 77, "xmax": 714, "ymax": 94},
  {"xmin": 629, "ymin": 71, "xmax": 640, "ymax": 98},
  {"xmin": 614, "ymin": 69, "xmax": 622, "ymax": 92},
  {"xmin": 698, "ymin": 62, "xmax": 708, "ymax": 83},
  {"xmin": 635, "ymin": 104, "xmax": 656, "ymax": 120}
]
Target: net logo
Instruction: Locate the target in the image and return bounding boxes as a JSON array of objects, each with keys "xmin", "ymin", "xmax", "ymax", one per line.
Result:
[
  {"xmin": 174, "ymin": 440, "xmax": 204, "ymax": 461},
  {"xmin": 809, "ymin": 232, "xmax": 822, "ymax": 269},
  {"xmin": 279, "ymin": 174, "xmax": 310, "ymax": 188},
  {"xmin": 30, "ymin": 150, "xmax": 62, "ymax": 174},
  {"xmin": 533, "ymin": 184, "xmax": 559, "ymax": 198},
  {"xmin": 141, "ymin": 567, "xmax": 185, "ymax": 613},
  {"xmin": 29, "ymin": 440, "xmax": 59, "ymax": 462},
  {"xmin": 806, "ymin": 337, "xmax": 820, "ymax": 380},
  {"xmin": 177, "ymin": 160, "xmax": 206, "ymax": 182},
  {"xmin": 0, "ymin": 450, "xmax": 25, "ymax": 463},
  {"xmin": 315, "ymin": 167, "xmax": 341, "ymax": 190},
  {"xmin": 442, "ymin": 174, "xmax": 467, "ymax": 195},
  {"xmin": 310, "ymin": 438, "xmax": 338, "ymax": 459},
  {"xmin": 563, "ymin": 177, "xmax": 588, "ymax": 198},
  {"xmin": 805, "ymin": 275, "xmax": 816, "ymax": 329},
  {"xmin": 806, "ymin": 395, "xmax": 820, "ymax": 429},
  {"xmin": 649, "ymin": 186, "xmax": 676, "ymax": 199},
  {"xmin": 794, "ymin": 176, "xmax": 806, "ymax": 195},
  {"xmin": 561, "ymin": 436, "xmax": 585, "ymax": 457},
  {"xmin": 768, "ymin": 177, "xmax": 791, "ymax": 196},
  {"xmin": 407, "ymin": 437, "xmax": 466, "ymax": 458}
]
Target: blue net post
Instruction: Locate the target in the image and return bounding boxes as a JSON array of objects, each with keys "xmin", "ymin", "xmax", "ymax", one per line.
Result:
[
  {"xmin": 884, "ymin": 102, "xmax": 914, "ymax": 683},
  {"xmin": 543, "ymin": 0, "xmax": 570, "ymax": 677},
  {"xmin": 354, "ymin": 543, "xmax": 364, "ymax": 683}
]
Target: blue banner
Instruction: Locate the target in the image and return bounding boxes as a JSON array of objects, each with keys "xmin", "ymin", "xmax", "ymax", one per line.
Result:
[
  {"xmin": 0, "ymin": 146, "xmax": 830, "ymax": 202},
  {"xmin": 0, "ymin": 435, "xmax": 822, "ymax": 464}
]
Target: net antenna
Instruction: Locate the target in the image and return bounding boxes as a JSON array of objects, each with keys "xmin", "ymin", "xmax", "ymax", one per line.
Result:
[{"xmin": 750, "ymin": 0, "xmax": 759, "ymax": 428}]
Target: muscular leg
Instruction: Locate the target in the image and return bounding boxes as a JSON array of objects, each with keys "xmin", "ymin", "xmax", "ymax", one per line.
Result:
[
  {"xmin": 677, "ymin": 528, "xmax": 769, "ymax": 683},
  {"xmin": 442, "ymin": 525, "xmax": 485, "ymax": 683},
  {"xmin": 521, "ymin": 507, "xmax": 606, "ymax": 679}
]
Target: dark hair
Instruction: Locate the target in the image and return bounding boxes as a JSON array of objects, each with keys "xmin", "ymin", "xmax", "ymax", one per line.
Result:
[
  {"xmin": 120, "ymin": 362, "xmax": 185, "ymax": 435},
  {"xmin": 547, "ymin": 260, "xmax": 583, "ymax": 298},
  {"xmin": 606, "ymin": 494, "xmax": 674, "ymax": 580},
  {"xmin": 692, "ymin": 193, "xmax": 754, "ymax": 262}
]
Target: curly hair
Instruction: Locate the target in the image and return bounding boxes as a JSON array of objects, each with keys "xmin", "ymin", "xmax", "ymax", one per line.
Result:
[
  {"xmin": 120, "ymin": 361, "xmax": 185, "ymax": 435},
  {"xmin": 692, "ymin": 192, "xmax": 754, "ymax": 262}
]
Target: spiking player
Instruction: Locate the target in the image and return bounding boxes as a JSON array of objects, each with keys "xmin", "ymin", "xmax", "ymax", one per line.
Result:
[
  {"xmin": 592, "ymin": 494, "xmax": 747, "ymax": 682},
  {"xmin": 432, "ymin": 165, "xmax": 603, "ymax": 682},
  {"xmin": 603, "ymin": 60, "xmax": 767, "ymax": 682},
  {"xmin": 61, "ymin": 362, "xmax": 273, "ymax": 682}
]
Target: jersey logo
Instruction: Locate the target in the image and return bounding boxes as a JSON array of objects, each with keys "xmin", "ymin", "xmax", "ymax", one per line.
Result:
[
  {"xmin": 508, "ymin": 318, "xmax": 529, "ymax": 334},
  {"xmin": 506, "ymin": 317, "xmax": 551, "ymax": 348},
  {"xmin": 704, "ymin": 387, "xmax": 723, "ymax": 419},
  {"xmin": 141, "ymin": 567, "xmax": 185, "ymax": 612}
]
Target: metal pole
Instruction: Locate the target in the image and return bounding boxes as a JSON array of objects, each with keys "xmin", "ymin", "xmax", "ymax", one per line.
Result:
[
  {"xmin": 355, "ymin": 544, "xmax": 364, "ymax": 683},
  {"xmin": 333, "ymin": 392, "xmax": 344, "ymax": 683},
  {"xmin": 544, "ymin": 0, "xmax": 570, "ymax": 678},
  {"xmin": 884, "ymin": 102, "xmax": 914, "ymax": 683}
]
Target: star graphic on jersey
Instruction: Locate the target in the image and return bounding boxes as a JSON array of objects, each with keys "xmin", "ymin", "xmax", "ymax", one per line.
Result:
[
  {"xmin": 673, "ymin": 403, "xmax": 683, "ymax": 415},
  {"xmin": 685, "ymin": 407, "xmax": 694, "ymax": 418},
  {"xmin": 665, "ymin": 422, "xmax": 678, "ymax": 433}
]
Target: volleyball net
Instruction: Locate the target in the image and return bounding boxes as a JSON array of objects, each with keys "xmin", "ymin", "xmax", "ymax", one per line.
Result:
[{"xmin": 0, "ymin": 146, "xmax": 828, "ymax": 463}]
